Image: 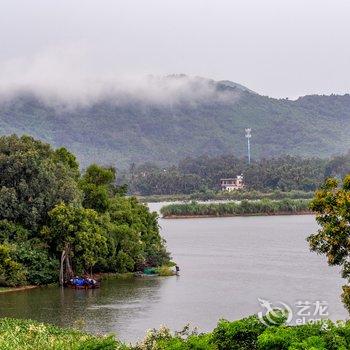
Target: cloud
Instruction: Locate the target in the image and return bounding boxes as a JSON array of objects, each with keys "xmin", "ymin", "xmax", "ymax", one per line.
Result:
[{"xmin": 0, "ymin": 45, "xmax": 240, "ymax": 108}]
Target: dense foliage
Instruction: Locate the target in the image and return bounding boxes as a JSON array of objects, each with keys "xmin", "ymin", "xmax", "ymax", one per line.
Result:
[
  {"xmin": 0, "ymin": 135, "xmax": 169, "ymax": 287},
  {"xmin": 4, "ymin": 314, "xmax": 350, "ymax": 350},
  {"xmin": 125, "ymin": 153, "xmax": 350, "ymax": 196},
  {"xmin": 308, "ymin": 175, "xmax": 350, "ymax": 313},
  {"xmin": 1, "ymin": 76, "xmax": 350, "ymax": 168},
  {"xmin": 160, "ymin": 199, "xmax": 310, "ymax": 218},
  {"xmin": 132, "ymin": 316, "xmax": 350, "ymax": 350}
]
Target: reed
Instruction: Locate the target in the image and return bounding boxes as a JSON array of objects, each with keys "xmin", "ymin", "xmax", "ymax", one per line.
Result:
[{"xmin": 160, "ymin": 199, "xmax": 311, "ymax": 218}]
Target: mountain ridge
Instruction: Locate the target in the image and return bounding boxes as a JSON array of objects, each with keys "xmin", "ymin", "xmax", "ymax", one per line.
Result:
[{"xmin": 0, "ymin": 75, "xmax": 349, "ymax": 169}]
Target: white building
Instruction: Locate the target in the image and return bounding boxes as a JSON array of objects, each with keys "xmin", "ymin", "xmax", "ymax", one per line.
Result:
[{"xmin": 220, "ymin": 175, "xmax": 244, "ymax": 191}]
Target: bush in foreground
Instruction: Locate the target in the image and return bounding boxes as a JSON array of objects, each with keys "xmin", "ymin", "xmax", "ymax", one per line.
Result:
[
  {"xmin": 0, "ymin": 318, "xmax": 119, "ymax": 350},
  {"xmin": 4, "ymin": 315, "xmax": 350, "ymax": 349},
  {"xmin": 136, "ymin": 318, "xmax": 350, "ymax": 350}
]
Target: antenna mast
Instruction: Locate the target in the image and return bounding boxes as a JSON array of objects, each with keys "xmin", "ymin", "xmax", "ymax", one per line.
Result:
[{"xmin": 245, "ymin": 128, "xmax": 252, "ymax": 165}]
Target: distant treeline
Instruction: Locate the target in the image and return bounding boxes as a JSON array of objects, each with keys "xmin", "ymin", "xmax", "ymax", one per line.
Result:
[
  {"xmin": 160, "ymin": 199, "xmax": 311, "ymax": 218},
  {"xmin": 122, "ymin": 153, "xmax": 350, "ymax": 196}
]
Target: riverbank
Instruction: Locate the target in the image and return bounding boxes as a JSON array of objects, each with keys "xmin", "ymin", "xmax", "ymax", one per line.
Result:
[
  {"xmin": 0, "ymin": 267, "xmax": 176, "ymax": 293},
  {"xmin": 138, "ymin": 190, "xmax": 314, "ymax": 203},
  {"xmin": 163, "ymin": 211, "xmax": 313, "ymax": 219},
  {"xmin": 160, "ymin": 199, "xmax": 311, "ymax": 218},
  {"xmin": 0, "ymin": 286, "xmax": 38, "ymax": 294}
]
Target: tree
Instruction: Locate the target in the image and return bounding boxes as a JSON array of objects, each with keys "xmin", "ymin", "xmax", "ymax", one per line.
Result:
[
  {"xmin": 0, "ymin": 243, "xmax": 27, "ymax": 287},
  {"xmin": 80, "ymin": 164, "xmax": 117, "ymax": 212},
  {"xmin": 0, "ymin": 135, "xmax": 170, "ymax": 286},
  {"xmin": 53, "ymin": 147, "xmax": 80, "ymax": 180},
  {"xmin": 0, "ymin": 135, "xmax": 81, "ymax": 230},
  {"xmin": 43, "ymin": 203, "xmax": 108, "ymax": 279},
  {"xmin": 307, "ymin": 175, "xmax": 350, "ymax": 312}
]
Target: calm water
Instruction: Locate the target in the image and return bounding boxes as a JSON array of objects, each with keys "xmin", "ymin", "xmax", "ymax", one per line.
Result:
[{"xmin": 0, "ymin": 206, "xmax": 347, "ymax": 342}]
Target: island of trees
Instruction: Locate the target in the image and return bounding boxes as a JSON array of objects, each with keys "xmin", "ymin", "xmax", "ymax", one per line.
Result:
[{"xmin": 0, "ymin": 135, "xmax": 170, "ymax": 287}]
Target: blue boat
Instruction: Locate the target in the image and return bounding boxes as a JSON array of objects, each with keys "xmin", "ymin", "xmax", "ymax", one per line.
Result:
[{"xmin": 68, "ymin": 277, "xmax": 100, "ymax": 289}]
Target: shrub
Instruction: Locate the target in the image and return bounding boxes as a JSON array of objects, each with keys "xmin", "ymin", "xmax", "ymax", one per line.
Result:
[
  {"xmin": 16, "ymin": 241, "xmax": 59, "ymax": 285},
  {"xmin": 257, "ymin": 321, "xmax": 350, "ymax": 350},
  {"xmin": 157, "ymin": 334, "xmax": 214, "ymax": 349},
  {"xmin": 0, "ymin": 243, "xmax": 27, "ymax": 287},
  {"xmin": 0, "ymin": 318, "xmax": 119, "ymax": 350},
  {"xmin": 116, "ymin": 251, "xmax": 135, "ymax": 273},
  {"xmin": 156, "ymin": 266, "xmax": 174, "ymax": 276},
  {"xmin": 211, "ymin": 315, "xmax": 267, "ymax": 350},
  {"xmin": 134, "ymin": 325, "xmax": 215, "ymax": 350}
]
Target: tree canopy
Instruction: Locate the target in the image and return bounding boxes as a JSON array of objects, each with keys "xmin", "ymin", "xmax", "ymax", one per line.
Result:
[
  {"xmin": 0, "ymin": 135, "xmax": 169, "ymax": 287},
  {"xmin": 308, "ymin": 175, "xmax": 350, "ymax": 312}
]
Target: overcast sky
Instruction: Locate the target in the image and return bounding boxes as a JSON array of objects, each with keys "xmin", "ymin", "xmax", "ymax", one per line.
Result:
[{"xmin": 1, "ymin": 0, "xmax": 349, "ymax": 99}]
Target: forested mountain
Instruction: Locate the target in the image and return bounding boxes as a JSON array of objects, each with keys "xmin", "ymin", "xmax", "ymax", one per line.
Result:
[{"xmin": 0, "ymin": 75, "xmax": 349, "ymax": 169}]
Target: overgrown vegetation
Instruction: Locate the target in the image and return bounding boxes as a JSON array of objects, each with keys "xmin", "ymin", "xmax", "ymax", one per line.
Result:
[
  {"xmin": 160, "ymin": 199, "xmax": 311, "ymax": 218},
  {"xmin": 4, "ymin": 314, "xmax": 350, "ymax": 349},
  {"xmin": 0, "ymin": 135, "xmax": 169, "ymax": 287}
]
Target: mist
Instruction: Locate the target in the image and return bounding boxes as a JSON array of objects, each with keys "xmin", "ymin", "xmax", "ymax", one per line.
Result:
[
  {"xmin": 0, "ymin": 45, "xmax": 241, "ymax": 108},
  {"xmin": 1, "ymin": 0, "xmax": 349, "ymax": 99}
]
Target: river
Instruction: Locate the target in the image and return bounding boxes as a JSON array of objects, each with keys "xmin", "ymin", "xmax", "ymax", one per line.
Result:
[{"xmin": 0, "ymin": 203, "xmax": 346, "ymax": 343}]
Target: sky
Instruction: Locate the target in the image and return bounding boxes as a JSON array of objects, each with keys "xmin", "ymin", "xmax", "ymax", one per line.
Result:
[{"xmin": 0, "ymin": 0, "xmax": 349, "ymax": 99}]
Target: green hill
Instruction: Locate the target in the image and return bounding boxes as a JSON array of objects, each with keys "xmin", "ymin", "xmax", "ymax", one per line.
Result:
[{"xmin": 0, "ymin": 75, "xmax": 349, "ymax": 168}]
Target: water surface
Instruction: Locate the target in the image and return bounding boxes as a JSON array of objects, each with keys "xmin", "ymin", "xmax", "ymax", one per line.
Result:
[{"xmin": 0, "ymin": 212, "xmax": 346, "ymax": 342}]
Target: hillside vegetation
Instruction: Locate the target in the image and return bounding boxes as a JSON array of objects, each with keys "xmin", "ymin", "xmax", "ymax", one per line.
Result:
[{"xmin": 1, "ymin": 75, "xmax": 350, "ymax": 168}]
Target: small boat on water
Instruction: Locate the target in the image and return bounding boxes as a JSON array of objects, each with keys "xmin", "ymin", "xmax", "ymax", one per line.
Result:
[{"xmin": 67, "ymin": 276, "xmax": 100, "ymax": 289}]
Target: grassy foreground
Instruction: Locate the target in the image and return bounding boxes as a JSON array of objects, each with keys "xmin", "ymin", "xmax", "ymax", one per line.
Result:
[
  {"xmin": 161, "ymin": 199, "xmax": 311, "ymax": 218},
  {"xmin": 0, "ymin": 318, "xmax": 119, "ymax": 350},
  {"xmin": 2, "ymin": 315, "xmax": 350, "ymax": 349}
]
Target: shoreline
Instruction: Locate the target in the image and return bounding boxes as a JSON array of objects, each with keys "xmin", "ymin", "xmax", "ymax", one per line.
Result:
[
  {"xmin": 0, "ymin": 286, "xmax": 39, "ymax": 294},
  {"xmin": 136, "ymin": 190, "xmax": 314, "ymax": 203},
  {"xmin": 162, "ymin": 210, "xmax": 313, "ymax": 219}
]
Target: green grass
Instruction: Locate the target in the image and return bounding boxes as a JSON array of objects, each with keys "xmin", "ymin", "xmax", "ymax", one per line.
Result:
[{"xmin": 0, "ymin": 318, "xmax": 120, "ymax": 350}]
